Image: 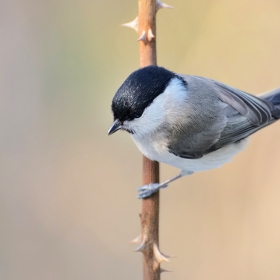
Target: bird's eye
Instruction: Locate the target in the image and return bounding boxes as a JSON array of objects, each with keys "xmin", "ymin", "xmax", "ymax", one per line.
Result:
[{"xmin": 132, "ymin": 111, "xmax": 142, "ymax": 119}]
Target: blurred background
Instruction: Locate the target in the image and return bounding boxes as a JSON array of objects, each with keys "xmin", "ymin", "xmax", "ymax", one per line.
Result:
[{"xmin": 1, "ymin": 0, "xmax": 280, "ymax": 279}]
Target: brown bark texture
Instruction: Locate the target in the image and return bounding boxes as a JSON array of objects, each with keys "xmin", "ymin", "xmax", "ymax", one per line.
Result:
[{"xmin": 138, "ymin": 1, "xmax": 160, "ymax": 279}]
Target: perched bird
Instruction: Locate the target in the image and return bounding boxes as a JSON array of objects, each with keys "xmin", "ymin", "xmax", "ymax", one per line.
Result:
[{"xmin": 108, "ymin": 66, "xmax": 280, "ymax": 198}]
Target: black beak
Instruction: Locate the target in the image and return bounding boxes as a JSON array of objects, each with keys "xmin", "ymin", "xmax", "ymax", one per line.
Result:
[{"xmin": 108, "ymin": 119, "xmax": 122, "ymax": 135}]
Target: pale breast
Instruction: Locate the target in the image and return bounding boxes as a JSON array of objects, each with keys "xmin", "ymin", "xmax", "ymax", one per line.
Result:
[{"xmin": 131, "ymin": 133, "xmax": 248, "ymax": 173}]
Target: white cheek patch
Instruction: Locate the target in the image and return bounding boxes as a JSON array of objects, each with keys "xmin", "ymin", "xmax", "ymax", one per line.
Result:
[
  {"xmin": 124, "ymin": 110, "xmax": 162, "ymax": 135},
  {"xmin": 125, "ymin": 77, "xmax": 188, "ymax": 136}
]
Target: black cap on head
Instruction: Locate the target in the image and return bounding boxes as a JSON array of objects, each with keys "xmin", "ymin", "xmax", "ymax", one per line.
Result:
[{"xmin": 111, "ymin": 66, "xmax": 176, "ymax": 122}]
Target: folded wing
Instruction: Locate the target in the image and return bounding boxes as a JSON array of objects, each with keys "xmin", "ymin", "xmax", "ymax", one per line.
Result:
[
  {"xmin": 168, "ymin": 76, "xmax": 278, "ymax": 158},
  {"xmin": 207, "ymin": 81, "xmax": 277, "ymax": 153}
]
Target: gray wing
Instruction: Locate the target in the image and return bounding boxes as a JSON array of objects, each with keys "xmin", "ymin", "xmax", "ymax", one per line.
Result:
[
  {"xmin": 168, "ymin": 75, "xmax": 277, "ymax": 158},
  {"xmin": 207, "ymin": 80, "xmax": 278, "ymax": 153},
  {"xmin": 213, "ymin": 81, "xmax": 274, "ymax": 126},
  {"xmin": 167, "ymin": 76, "xmax": 228, "ymax": 159}
]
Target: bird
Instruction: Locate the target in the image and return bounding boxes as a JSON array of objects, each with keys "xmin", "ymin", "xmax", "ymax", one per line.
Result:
[{"xmin": 108, "ymin": 65, "xmax": 280, "ymax": 199}]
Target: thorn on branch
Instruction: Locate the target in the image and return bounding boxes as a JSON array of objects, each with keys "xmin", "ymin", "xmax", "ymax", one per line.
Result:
[
  {"xmin": 122, "ymin": 17, "xmax": 138, "ymax": 33},
  {"xmin": 134, "ymin": 234, "xmax": 148, "ymax": 252},
  {"xmin": 147, "ymin": 29, "xmax": 155, "ymax": 41},
  {"xmin": 160, "ymin": 268, "xmax": 172, "ymax": 274},
  {"xmin": 153, "ymin": 243, "xmax": 170, "ymax": 263},
  {"xmin": 137, "ymin": 30, "xmax": 147, "ymax": 43},
  {"xmin": 156, "ymin": 0, "xmax": 174, "ymax": 11},
  {"xmin": 130, "ymin": 235, "xmax": 142, "ymax": 244}
]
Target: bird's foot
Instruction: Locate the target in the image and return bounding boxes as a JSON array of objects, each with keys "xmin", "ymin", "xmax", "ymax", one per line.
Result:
[{"xmin": 137, "ymin": 183, "xmax": 168, "ymax": 199}]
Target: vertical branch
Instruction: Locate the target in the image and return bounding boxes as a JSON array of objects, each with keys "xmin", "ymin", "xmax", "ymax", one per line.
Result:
[
  {"xmin": 138, "ymin": 1, "xmax": 160, "ymax": 280},
  {"xmin": 123, "ymin": 1, "xmax": 173, "ymax": 279},
  {"xmin": 141, "ymin": 159, "xmax": 160, "ymax": 280},
  {"xmin": 138, "ymin": 0, "xmax": 157, "ymax": 66}
]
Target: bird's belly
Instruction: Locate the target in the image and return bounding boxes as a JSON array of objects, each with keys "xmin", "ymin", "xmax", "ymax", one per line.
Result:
[{"xmin": 131, "ymin": 135, "xmax": 248, "ymax": 172}]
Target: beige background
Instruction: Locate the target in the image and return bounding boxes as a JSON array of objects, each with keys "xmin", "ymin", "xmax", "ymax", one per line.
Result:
[{"xmin": 1, "ymin": 0, "xmax": 280, "ymax": 279}]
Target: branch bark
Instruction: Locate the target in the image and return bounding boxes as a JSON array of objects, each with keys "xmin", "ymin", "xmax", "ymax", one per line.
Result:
[{"xmin": 138, "ymin": 1, "xmax": 160, "ymax": 279}]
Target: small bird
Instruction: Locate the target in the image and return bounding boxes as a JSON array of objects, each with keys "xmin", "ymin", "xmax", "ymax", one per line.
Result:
[{"xmin": 108, "ymin": 66, "xmax": 280, "ymax": 198}]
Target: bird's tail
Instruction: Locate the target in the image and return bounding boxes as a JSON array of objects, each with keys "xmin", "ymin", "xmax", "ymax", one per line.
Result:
[
  {"xmin": 260, "ymin": 88, "xmax": 280, "ymax": 106},
  {"xmin": 259, "ymin": 88, "xmax": 280, "ymax": 119}
]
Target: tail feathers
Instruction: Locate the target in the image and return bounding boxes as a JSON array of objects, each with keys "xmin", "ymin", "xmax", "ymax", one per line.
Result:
[
  {"xmin": 261, "ymin": 88, "xmax": 280, "ymax": 105},
  {"xmin": 259, "ymin": 88, "xmax": 280, "ymax": 119}
]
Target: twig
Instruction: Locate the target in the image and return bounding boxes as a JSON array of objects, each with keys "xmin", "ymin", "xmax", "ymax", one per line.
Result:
[
  {"xmin": 123, "ymin": 1, "xmax": 173, "ymax": 279},
  {"xmin": 138, "ymin": 1, "xmax": 160, "ymax": 279}
]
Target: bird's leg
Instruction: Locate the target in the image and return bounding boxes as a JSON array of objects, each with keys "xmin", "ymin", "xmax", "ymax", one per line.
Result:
[{"xmin": 137, "ymin": 170, "xmax": 193, "ymax": 199}]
